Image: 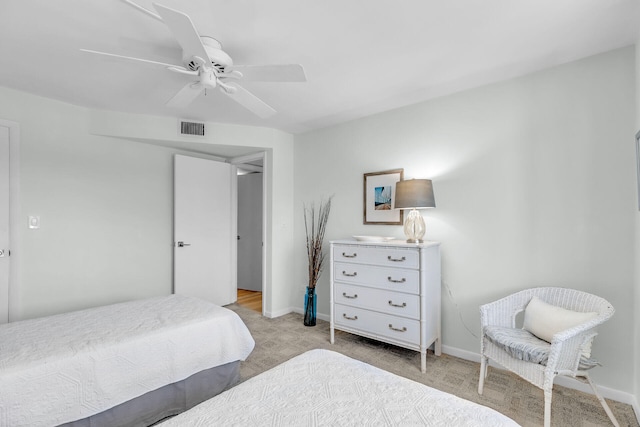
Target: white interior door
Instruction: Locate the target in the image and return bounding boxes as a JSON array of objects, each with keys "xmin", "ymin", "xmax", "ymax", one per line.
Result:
[
  {"xmin": 0, "ymin": 126, "xmax": 10, "ymax": 323},
  {"xmin": 237, "ymin": 173, "xmax": 263, "ymax": 291},
  {"xmin": 174, "ymin": 155, "xmax": 236, "ymax": 306}
]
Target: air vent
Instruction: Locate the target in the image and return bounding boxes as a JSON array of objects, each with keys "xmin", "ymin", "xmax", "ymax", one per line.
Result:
[{"xmin": 179, "ymin": 120, "xmax": 205, "ymax": 136}]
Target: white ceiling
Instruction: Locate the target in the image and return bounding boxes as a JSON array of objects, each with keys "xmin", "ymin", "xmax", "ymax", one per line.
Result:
[{"xmin": 1, "ymin": 0, "xmax": 638, "ymax": 135}]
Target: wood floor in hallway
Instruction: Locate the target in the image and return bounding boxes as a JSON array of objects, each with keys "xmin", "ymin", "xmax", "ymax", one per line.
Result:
[{"xmin": 236, "ymin": 289, "xmax": 262, "ymax": 313}]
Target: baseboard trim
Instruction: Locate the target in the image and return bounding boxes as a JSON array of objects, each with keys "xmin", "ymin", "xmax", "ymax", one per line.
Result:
[
  {"xmin": 264, "ymin": 307, "xmax": 294, "ymax": 318},
  {"xmin": 442, "ymin": 344, "xmax": 639, "ymax": 418},
  {"xmin": 269, "ymin": 307, "xmax": 330, "ymax": 323},
  {"xmin": 290, "ymin": 307, "xmax": 330, "ymax": 323}
]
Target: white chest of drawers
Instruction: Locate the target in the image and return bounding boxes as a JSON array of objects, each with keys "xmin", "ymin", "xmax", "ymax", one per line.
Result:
[{"xmin": 329, "ymin": 239, "xmax": 441, "ymax": 372}]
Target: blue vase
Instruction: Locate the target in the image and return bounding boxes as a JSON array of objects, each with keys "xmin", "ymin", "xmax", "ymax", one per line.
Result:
[{"xmin": 303, "ymin": 286, "xmax": 317, "ymax": 326}]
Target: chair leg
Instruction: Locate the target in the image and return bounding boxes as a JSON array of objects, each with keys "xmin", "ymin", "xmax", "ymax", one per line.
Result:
[
  {"xmin": 484, "ymin": 356, "xmax": 489, "ymax": 379},
  {"xmin": 584, "ymin": 375, "xmax": 620, "ymax": 427},
  {"xmin": 543, "ymin": 389, "xmax": 552, "ymax": 427},
  {"xmin": 478, "ymin": 355, "xmax": 487, "ymax": 394}
]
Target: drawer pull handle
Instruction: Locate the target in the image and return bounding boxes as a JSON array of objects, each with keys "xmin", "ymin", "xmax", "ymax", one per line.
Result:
[
  {"xmin": 387, "ymin": 276, "xmax": 406, "ymax": 283},
  {"xmin": 342, "ymin": 252, "xmax": 358, "ymax": 258},
  {"xmin": 388, "ymin": 324, "xmax": 407, "ymax": 332},
  {"xmin": 342, "ymin": 292, "xmax": 358, "ymax": 299},
  {"xmin": 342, "ymin": 271, "xmax": 358, "ymax": 277},
  {"xmin": 387, "ymin": 256, "xmax": 406, "ymax": 262},
  {"xmin": 343, "ymin": 314, "xmax": 358, "ymax": 321},
  {"xmin": 388, "ymin": 300, "xmax": 407, "ymax": 308}
]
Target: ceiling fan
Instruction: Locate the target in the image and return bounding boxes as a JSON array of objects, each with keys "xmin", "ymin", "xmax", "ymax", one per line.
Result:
[{"xmin": 81, "ymin": 0, "xmax": 306, "ymax": 118}]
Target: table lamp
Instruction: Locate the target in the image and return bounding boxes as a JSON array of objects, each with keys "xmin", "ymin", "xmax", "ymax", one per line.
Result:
[{"xmin": 394, "ymin": 179, "xmax": 435, "ymax": 243}]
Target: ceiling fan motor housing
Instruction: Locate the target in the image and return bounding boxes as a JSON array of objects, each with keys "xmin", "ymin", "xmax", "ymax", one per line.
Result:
[{"xmin": 185, "ymin": 36, "xmax": 233, "ymax": 73}]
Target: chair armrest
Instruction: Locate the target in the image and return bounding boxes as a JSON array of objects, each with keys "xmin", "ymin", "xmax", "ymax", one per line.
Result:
[
  {"xmin": 548, "ymin": 326, "xmax": 598, "ymax": 373},
  {"xmin": 554, "ymin": 314, "xmax": 603, "ymax": 342},
  {"xmin": 480, "ymin": 290, "xmax": 534, "ymax": 329}
]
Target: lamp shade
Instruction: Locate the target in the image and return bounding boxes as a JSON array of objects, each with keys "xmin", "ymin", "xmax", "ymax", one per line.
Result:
[{"xmin": 394, "ymin": 179, "xmax": 435, "ymax": 209}]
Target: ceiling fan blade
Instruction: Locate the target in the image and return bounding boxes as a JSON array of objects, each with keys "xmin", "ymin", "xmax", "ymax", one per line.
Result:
[
  {"xmin": 229, "ymin": 64, "xmax": 306, "ymax": 82},
  {"xmin": 222, "ymin": 83, "xmax": 276, "ymax": 118},
  {"xmin": 166, "ymin": 82, "xmax": 204, "ymax": 108},
  {"xmin": 153, "ymin": 3, "xmax": 210, "ymax": 62},
  {"xmin": 120, "ymin": 0, "xmax": 162, "ymax": 22},
  {"xmin": 80, "ymin": 49, "xmax": 185, "ymax": 69}
]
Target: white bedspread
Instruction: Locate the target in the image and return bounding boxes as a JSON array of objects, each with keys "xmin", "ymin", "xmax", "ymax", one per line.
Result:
[
  {"xmin": 0, "ymin": 295, "xmax": 255, "ymax": 427},
  {"xmin": 161, "ymin": 349, "xmax": 519, "ymax": 427}
]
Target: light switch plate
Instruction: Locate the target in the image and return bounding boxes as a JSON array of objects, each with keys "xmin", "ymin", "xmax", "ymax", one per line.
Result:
[{"xmin": 28, "ymin": 215, "xmax": 40, "ymax": 229}]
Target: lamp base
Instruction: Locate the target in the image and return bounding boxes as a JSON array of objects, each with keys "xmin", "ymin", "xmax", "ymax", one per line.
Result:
[
  {"xmin": 403, "ymin": 209, "xmax": 426, "ymax": 243},
  {"xmin": 405, "ymin": 238, "xmax": 424, "ymax": 244}
]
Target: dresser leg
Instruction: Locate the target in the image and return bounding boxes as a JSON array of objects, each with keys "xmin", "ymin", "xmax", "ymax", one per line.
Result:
[
  {"xmin": 435, "ymin": 338, "xmax": 442, "ymax": 356},
  {"xmin": 330, "ymin": 326, "xmax": 335, "ymax": 344},
  {"xmin": 421, "ymin": 351, "xmax": 426, "ymax": 373}
]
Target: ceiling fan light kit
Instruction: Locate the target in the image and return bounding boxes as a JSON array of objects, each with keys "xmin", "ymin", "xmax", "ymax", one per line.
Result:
[{"xmin": 81, "ymin": 0, "xmax": 306, "ymax": 118}]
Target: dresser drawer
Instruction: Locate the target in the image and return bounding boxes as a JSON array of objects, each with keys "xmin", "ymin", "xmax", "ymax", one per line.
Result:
[
  {"xmin": 334, "ymin": 262, "xmax": 419, "ymax": 294},
  {"xmin": 334, "ymin": 304, "xmax": 420, "ymax": 346},
  {"xmin": 334, "ymin": 283, "xmax": 420, "ymax": 319},
  {"xmin": 334, "ymin": 245, "xmax": 419, "ymax": 269}
]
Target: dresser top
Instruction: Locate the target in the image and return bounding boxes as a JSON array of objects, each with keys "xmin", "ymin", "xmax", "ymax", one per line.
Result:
[{"xmin": 331, "ymin": 239, "xmax": 440, "ymax": 248}]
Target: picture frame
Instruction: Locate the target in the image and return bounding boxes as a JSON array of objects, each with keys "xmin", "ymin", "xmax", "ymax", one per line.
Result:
[
  {"xmin": 636, "ymin": 130, "xmax": 640, "ymax": 211},
  {"xmin": 363, "ymin": 169, "xmax": 404, "ymax": 225}
]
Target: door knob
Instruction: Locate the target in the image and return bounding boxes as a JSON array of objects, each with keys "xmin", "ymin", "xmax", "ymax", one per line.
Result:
[
  {"xmin": 0, "ymin": 249, "xmax": 5, "ymax": 257},
  {"xmin": 176, "ymin": 241, "xmax": 191, "ymax": 247}
]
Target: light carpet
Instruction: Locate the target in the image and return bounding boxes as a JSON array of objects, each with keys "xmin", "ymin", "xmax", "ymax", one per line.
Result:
[{"xmin": 227, "ymin": 304, "xmax": 638, "ymax": 427}]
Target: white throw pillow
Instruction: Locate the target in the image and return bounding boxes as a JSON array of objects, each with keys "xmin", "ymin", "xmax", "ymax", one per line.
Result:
[{"xmin": 523, "ymin": 296, "xmax": 598, "ymax": 345}]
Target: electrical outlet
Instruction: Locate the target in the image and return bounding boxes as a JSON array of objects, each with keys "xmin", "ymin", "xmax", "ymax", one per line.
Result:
[{"xmin": 28, "ymin": 215, "xmax": 40, "ymax": 229}]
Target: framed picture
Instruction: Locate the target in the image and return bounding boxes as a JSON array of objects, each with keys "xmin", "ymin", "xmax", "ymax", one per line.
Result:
[
  {"xmin": 363, "ymin": 169, "xmax": 404, "ymax": 224},
  {"xmin": 636, "ymin": 130, "xmax": 640, "ymax": 210}
]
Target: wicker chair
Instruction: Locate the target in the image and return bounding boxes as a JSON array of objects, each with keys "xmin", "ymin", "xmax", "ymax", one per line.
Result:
[{"xmin": 478, "ymin": 287, "xmax": 619, "ymax": 427}]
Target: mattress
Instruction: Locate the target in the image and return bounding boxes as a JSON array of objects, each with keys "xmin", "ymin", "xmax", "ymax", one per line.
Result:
[
  {"xmin": 161, "ymin": 349, "xmax": 519, "ymax": 426},
  {"xmin": 0, "ymin": 295, "xmax": 255, "ymax": 427}
]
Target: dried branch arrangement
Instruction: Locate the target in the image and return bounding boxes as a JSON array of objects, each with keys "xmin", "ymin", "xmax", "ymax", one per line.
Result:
[{"xmin": 304, "ymin": 197, "xmax": 332, "ymax": 289}]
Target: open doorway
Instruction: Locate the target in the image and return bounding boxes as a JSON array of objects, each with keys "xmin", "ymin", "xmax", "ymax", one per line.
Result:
[{"xmin": 233, "ymin": 153, "xmax": 265, "ymax": 314}]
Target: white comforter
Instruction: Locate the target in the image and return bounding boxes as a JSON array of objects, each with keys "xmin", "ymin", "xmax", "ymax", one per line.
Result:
[
  {"xmin": 161, "ymin": 349, "xmax": 519, "ymax": 426},
  {"xmin": 0, "ymin": 295, "xmax": 255, "ymax": 427}
]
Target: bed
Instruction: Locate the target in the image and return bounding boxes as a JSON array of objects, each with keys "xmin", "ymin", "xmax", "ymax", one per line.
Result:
[
  {"xmin": 160, "ymin": 349, "xmax": 519, "ymax": 426},
  {"xmin": 0, "ymin": 294, "xmax": 255, "ymax": 427}
]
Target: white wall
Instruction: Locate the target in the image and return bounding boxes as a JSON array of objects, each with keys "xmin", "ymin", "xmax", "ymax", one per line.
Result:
[
  {"xmin": 0, "ymin": 86, "xmax": 296, "ymax": 319},
  {"xmin": 294, "ymin": 46, "xmax": 636, "ymax": 392}
]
